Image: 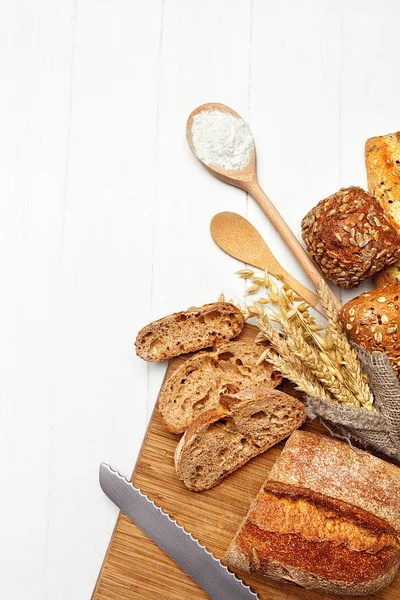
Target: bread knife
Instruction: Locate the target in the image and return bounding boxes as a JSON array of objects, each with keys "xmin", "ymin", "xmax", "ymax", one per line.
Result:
[{"xmin": 99, "ymin": 463, "xmax": 259, "ymax": 600}]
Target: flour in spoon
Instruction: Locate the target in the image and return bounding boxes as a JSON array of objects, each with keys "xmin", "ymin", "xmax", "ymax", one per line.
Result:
[{"xmin": 191, "ymin": 109, "xmax": 254, "ymax": 171}]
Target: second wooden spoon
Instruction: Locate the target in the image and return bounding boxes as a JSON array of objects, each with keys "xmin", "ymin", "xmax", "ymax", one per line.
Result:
[{"xmin": 210, "ymin": 212, "xmax": 323, "ymax": 314}]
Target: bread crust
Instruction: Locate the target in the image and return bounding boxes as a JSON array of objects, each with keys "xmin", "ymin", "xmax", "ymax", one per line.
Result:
[
  {"xmin": 135, "ymin": 302, "xmax": 244, "ymax": 361},
  {"xmin": 365, "ymin": 132, "xmax": 400, "ymax": 286},
  {"xmin": 264, "ymin": 481, "xmax": 398, "ymax": 533},
  {"xmin": 226, "ymin": 526, "xmax": 400, "ymax": 595},
  {"xmin": 376, "ymin": 265, "xmax": 400, "ymax": 287},
  {"xmin": 225, "ymin": 539, "xmax": 399, "ymax": 595},
  {"xmin": 269, "ymin": 431, "xmax": 400, "ymax": 531},
  {"xmin": 224, "ymin": 431, "xmax": 400, "ymax": 594},
  {"xmin": 339, "ymin": 284, "xmax": 400, "ymax": 374},
  {"xmin": 158, "ymin": 339, "xmax": 282, "ymax": 433},
  {"xmin": 301, "ymin": 186, "xmax": 400, "ymax": 288}
]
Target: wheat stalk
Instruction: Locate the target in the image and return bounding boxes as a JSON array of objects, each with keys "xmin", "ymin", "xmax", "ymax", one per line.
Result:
[
  {"xmin": 275, "ymin": 311, "xmax": 361, "ymax": 407},
  {"xmin": 257, "ymin": 318, "xmax": 333, "ymax": 402},
  {"xmin": 257, "ymin": 318, "xmax": 307, "ymax": 371},
  {"xmin": 317, "ymin": 281, "xmax": 374, "ymax": 409},
  {"xmin": 263, "ymin": 350, "xmax": 333, "ymax": 402},
  {"xmin": 235, "ymin": 270, "xmax": 374, "ymax": 410}
]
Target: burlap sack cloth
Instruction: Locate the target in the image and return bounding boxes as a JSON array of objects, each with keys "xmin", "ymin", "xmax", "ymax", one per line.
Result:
[{"xmin": 305, "ymin": 344, "xmax": 400, "ymax": 462}]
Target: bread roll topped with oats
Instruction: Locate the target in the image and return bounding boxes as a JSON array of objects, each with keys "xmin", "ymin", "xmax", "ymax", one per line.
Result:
[
  {"xmin": 301, "ymin": 187, "xmax": 400, "ymax": 288},
  {"xmin": 339, "ymin": 284, "xmax": 400, "ymax": 374}
]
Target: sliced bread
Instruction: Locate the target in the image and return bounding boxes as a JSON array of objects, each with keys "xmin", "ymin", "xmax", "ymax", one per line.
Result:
[
  {"xmin": 135, "ymin": 302, "xmax": 244, "ymax": 361},
  {"xmin": 174, "ymin": 389, "xmax": 305, "ymax": 491},
  {"xmin": 158, "ymin": 339, "xmax": 282, "ymax": 433}
]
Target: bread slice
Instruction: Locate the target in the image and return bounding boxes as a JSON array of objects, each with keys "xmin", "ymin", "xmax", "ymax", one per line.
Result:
[
  {"xmin": 158, "ymin": 339, "xmax": 282, "ymax": 433},
  {"xmin": 174, "ymin": 389, "xmax": 305, "ymax": 491},
  {"xmin": 224, "ymin": 431, "xmax": 400, "ymax": 595},
  {"xmin": 135, "ymin": 302, "xmax": 244, "ymax": 361}
]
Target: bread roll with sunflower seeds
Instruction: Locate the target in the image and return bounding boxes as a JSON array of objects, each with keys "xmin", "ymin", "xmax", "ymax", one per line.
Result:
[{"xmin": 301, "ymin": 187, "xmax": 400, "ymax": 288}]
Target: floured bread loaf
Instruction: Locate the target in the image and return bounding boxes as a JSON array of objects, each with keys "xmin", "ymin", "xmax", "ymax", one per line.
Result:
[
  {"xmin": 225, "ymin": 431, "xmax": 400, "ymax": 595},
  {"xmin": 339, "ymin": 284, "xmax": 400, "ymax": 374}
]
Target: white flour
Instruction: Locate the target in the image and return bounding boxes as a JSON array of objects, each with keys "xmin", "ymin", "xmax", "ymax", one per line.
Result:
[{"xmin": 191, "ymin": 109, "xmax": 254, "ymax": 171}]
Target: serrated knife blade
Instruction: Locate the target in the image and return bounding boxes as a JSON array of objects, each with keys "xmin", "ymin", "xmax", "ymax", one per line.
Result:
[{"xmin": 99, "ymin": 463, "xmax": 259, "ymax": 600}]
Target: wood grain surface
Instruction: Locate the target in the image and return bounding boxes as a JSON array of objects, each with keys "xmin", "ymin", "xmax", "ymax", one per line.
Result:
[{"xmin": 91, "ymin": 325, "xmax": 400, "ymax": 600}]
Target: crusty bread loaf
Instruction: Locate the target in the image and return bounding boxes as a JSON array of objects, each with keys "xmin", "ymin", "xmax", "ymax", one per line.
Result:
[
  {"xmin": 135, "ymin": 302, "xmax": 244, "ymax": 361},
  {"xmin": 174, "ymin": 389, "xmax": 305, "ymax": 491},
  {"xmin": 365, "ymin": 132, "xmax": 400, "ymax": 229},
  {"xmin": 158, "ymin": 339, "xmax": 282, "ymax": 433},
  {"xmin": 224, "ymin": 431, "xmax": 400, "ymax": 595},
  {"xmin": 339, "ymin": 284, "xmax": 400, "ymax": 374},
  {"xmin": 301, "ymin": 186, "xmax": 400, "ymax": 288},
  {"xmin": 365, "ymin": 133, "xmax": 400, "ymax": 286}
]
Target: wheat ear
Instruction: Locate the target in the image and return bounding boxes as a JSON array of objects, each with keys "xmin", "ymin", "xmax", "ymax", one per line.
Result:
[
  {"xmin": 257, "ymin": 318, "xmax": 335, "ymax": 403},
  {"xmin": 317, "ymin": 281, "xmax": 374, "ymax": 409},
  {"xmin": 277, "ymin": 313, "xmax": 361, "ymax": 407},
  {"xmin": 263, "ymin": 350, "xmax": 333, "ymax": 402}
]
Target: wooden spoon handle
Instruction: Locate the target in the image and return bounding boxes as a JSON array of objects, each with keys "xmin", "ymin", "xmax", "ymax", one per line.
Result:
[{"xmin": 246, "ymin": 179, "xmax": 342, "ymax": 312}]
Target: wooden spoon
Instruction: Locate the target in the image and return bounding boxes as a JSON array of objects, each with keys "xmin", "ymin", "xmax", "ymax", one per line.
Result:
[
  {"xmin": 210, "ymin": 212, "xmax": 324, "ymax": 315},
  {"xmin": 187, "ymin": 102, "xmax": 341, "ymax": 312}
]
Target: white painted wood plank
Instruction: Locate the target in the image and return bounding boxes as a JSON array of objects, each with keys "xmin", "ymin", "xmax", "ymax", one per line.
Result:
[
  {"xmin": 38, "ymin": 1, "xmax": 162, "ymax": 598},
  {"xmin": 0, "ymin": 2, "xmax": 75, "ymax": 598},
  {"xmin": 338, "ymin": 0, "xmax": 400, "ymax": 304},
  {"xmin": 341, "ymin": 0, "xmax": 400, "ymax": 188},
  {"xmin": 148, "ymin": 0, "xmax": 251, "ymax": 405},
  {"xmin": 247, "ymin": 0, "xmax": 343, "ymax": 303}
]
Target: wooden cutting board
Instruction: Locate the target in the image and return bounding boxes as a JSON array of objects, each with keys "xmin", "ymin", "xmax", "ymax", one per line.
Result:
[{"xmin": 91, "ymin": 325, "xmax": 400, "ymax": 600}]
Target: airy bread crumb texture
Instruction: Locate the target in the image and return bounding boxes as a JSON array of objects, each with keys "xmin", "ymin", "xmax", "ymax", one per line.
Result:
[
  {"xmin": 135, "ymin": 302, "xmax": 244, "ymax": 361},
  {"xmin": 158, "ymin": 339, "xmax": 282, "ymax": 433},
  {"xmin": 174, "ymin": 389, "xmax": 305, "ymax": 491}
]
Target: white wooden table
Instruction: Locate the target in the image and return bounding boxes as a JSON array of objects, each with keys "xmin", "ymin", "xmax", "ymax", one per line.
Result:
[{"xmin": 1, "ymin": 1, "xmax": 399, "ymax": 597}]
